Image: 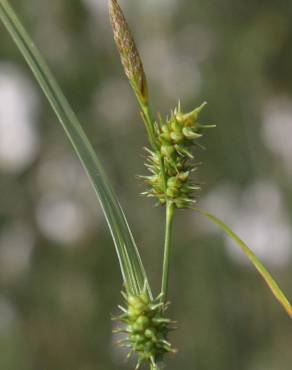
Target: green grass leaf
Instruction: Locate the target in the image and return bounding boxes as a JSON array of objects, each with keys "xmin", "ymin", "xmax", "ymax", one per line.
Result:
[
  {"xmin": 0, "ymin": 0, "xmax": 151, "ymax": 297},
  {"xmin": 194, "ymin": 208, "xmax": 292, "ymax": 319}
]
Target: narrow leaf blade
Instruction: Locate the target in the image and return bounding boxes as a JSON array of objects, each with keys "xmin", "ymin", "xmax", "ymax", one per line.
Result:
[
  {"xmin": 0, "ymin": 0, "xmax": 150, "ymax": 297},
  {"xmin": 195, "ymin": 208, "xmax": 292, "ymax": 319}
]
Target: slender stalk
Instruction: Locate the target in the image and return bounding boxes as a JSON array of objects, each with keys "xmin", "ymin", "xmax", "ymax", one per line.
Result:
[
  {"xmin": 161, "ymin": 201, "xmax": 175, "ymax": 302},
  {"xmin": 139, "ymin": 103, "xmax": 167, "ymax": 191},
  {"xmin": 138, "ymin": 98, "xmax": 157, "ymax": 152}
]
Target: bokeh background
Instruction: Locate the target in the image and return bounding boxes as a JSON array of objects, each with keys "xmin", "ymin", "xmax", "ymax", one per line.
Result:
[{"xmin": 0, "ymin": 0, "xmax": 292, "ymax": 369}]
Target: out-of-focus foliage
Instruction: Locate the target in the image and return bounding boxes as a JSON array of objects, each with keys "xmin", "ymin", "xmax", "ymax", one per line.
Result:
[{"xmin": 0, "ymin": 1, "xmax": 291, "ymax": 370}]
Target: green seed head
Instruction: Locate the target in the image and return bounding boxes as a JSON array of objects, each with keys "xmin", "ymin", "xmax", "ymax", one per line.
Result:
[
  {"xmin": 141, "ymin": 101, "xmax": 213, "ymax": 208},
  {"xmin": 114, "ymin": 291, "xmax": 176, "ymax": 368}
]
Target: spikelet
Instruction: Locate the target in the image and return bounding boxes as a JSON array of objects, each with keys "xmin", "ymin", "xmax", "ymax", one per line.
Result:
[
  {"xmin": 109, "ymin": 0, "xmax": 148, "ymax": 103},
  {"xmin": 142, "ymin": 102, "xmax": 215, "ymax": 208},
  {"xmin": 114, "ymin": 289, "xmax": 176, "ymax": 369}
]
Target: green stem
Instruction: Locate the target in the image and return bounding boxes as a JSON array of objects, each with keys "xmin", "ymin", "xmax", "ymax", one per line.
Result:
[
  {"xmin": 139, "ymin": 101, "xmax": 157, "ymax": 151},
  {"xmin": 141, "ymin": 105, "xmax": 167, "ymax": 190},
  {"xmin": 161, "ymin": 201, "xmax": 175, "ymax": 302},
  {"xmin": 135, "ymin": 94, "xmax": 167, "ymax": 192}
]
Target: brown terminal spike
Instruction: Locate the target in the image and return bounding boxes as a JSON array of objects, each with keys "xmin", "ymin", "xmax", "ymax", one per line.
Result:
[{"xmin": 109, "ymin": 0, "xmax": 148, "ymax": 103}]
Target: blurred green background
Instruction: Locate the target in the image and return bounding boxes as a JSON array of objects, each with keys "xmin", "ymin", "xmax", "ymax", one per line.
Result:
[{"xmin": 0, "ymin": 0, "xmax": 292, "ymax": 369}]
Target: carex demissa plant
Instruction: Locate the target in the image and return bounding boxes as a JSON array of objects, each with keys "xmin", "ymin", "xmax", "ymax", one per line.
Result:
[{"xmin": 0, "ymin": 0, "xmax": 291, "ymax": 369}]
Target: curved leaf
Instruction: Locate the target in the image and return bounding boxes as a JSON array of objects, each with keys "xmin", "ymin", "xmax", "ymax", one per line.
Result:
[
  {"xmin": 0, "ymin": 0, "xmax": 150, "ymax": 297},
  {"xmin": 194, "ymin": 208, "xmax": 292, "ymax": 319}
]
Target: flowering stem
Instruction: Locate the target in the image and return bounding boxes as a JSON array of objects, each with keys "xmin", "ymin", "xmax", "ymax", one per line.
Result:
[{"xmin": 161, "ymin": 201, "xmax": 175, "ymax": 302}]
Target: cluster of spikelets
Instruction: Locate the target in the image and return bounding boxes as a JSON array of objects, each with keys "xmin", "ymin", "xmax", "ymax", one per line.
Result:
[
  {"xmin": 142, "ymin": 102, "xmax": 213, "ymax": 208},
  {"xmin": 108, "ymin": 0, "xmax": 213, "ymax": 367},
  {"xmin": 114, "ymin": 289, "xmax": 176, "ymax": 369},
  {"xmin": 109, "ymin": 0, "xmax": 214, "ymax": 209}
]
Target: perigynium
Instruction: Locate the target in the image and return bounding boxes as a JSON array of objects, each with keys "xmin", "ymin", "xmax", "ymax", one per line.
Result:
[{"xmin": 0, "ymin": 1, "xmax": 291, "ymax": 370}]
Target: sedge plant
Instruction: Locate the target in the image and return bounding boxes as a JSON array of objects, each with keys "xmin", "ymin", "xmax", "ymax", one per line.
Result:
[{"xmin": 0, "ymin": 0, "xmax": 291, "ymax": 369}]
